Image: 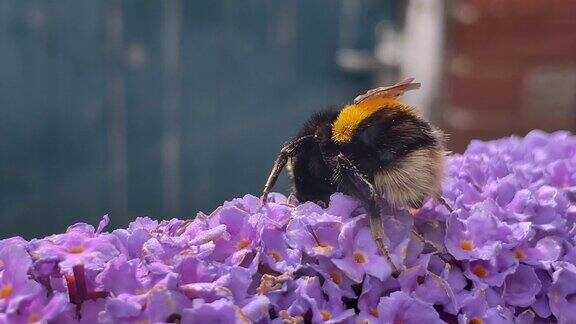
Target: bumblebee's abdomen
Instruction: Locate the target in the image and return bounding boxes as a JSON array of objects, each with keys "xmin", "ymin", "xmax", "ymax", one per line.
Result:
[
  {"xmin": 374, "ymin": 146, "xmax": 445, "ymax": 208},
  {"xmin": 341, "ymin": 109, "xmax": 446, "ymax": 207}
]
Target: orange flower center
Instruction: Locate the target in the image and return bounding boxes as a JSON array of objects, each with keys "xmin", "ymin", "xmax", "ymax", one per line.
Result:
[
  {"xmin": 513, "ymin": 249, "xmax": 526, "ymax": 261},
  {"xmin": 353, "ymin": 251, "xmax": 367, "ymax": 264},
  {"xmin": 0, "ymin": 284, "xmax": 13, "ymax": 299},
  {"xmin": 68, "ymin": 246, "xmax": 85, "ymax": 254},
  {"xmin": 459, "ymin": 240, "xmax": 474, "ymax": 251},
  {"xmin": 469, "ymin": 318, "xmax": 484, "ymax": 324},
  {"xmin": 29, "ymin": 313, "xmax": 42, "ymax": 323},
  {"xmin": 330, "ymin": 271, "xmax": 343, "ymax": 285},
  {"xmin": 269, "ymin": 250, "xmax": 283, "ymax": 262},
  {"xmin": 313, "ymin": 242, "xmax": 333, "ymax": 254},
  {"xmin": 236, "ymin": 239, "xmax": 251, "ymax": 250},
  {"xmin": 369, "ymin": 308, "xmax": 379, "ymax": 318},
  {"xmin": 472, "ymin": 264, "xmax": 489, "ymax": 278},
  {"xmin": 321, "ymin": 310, "xmax": 331, "ymax": 321}
]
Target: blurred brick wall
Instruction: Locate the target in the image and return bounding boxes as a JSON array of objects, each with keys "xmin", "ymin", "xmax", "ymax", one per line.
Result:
[{"xmin": 443, "ymin": 0, "xmax": 576, "ymax": 152}]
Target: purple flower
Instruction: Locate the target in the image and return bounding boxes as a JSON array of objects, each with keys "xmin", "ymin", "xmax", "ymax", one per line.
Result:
[
  {"xmin": 0, "ymin": 247, "xmax": 43, "ymax": 314},
  {"xmin": 257, "ymin": 200, "xmax": 294, "ymax": 229},
  {"xmin": 99, "ymin": 272, "xmax": 190, "ymax": 323},
  {"xmin": 464, "ymin": 251, "xmax": 518, "ymax": 287},
  {"xmin": 180, "ymin": 265, "xmax": 253, "ymax": 305},
  {"xmin": 502, "ymin": 264, "xmax": 542, "ymax": 307},
  {"xmin": 261, "ymin": 228, "xmax": 301, "ymax": 273},
  {"xmin": 458, "ymin": 305, "xmax": 515, "ymax": 324},
  {"xmin": 515, "ymin": 236, "xmax": 563, "ymax": 269},
  {"xmin": 398, "ymin": 254, "xmax": 458, "ymax": 310},
  {"xmin": 3, "ymin": 131, "xmax": 576, "ymax": 322},
  {"xmin": 377, "ymin": 291, "xmax": 443, "ymax": 324},
  {"xmin": 111, "ymin": 228, "xmax": 152, "ymax": 260},
  {"xmin": 445, "ymin": 202, "xmax": 531, "ymax": 261},
  {"xmin": 29, "ymin": 216, "xmax": 119, "ymax": 273},
  {"xmin": 0, "ymin": 236, "xmax": 29, "ymax": 250},
  {"xmin": 549, "ymin": 262, "xmax": 576, "ymax": 323},
  {"xmin": 208, "ymin": 206, "xmax": 258, "ymax": 265},
  {"xmin": 326, "ymin": 193, "xmax": 359, "ymax": 220},
  {"xmin": 1, "ymin": 293, "xmax": 69, "ymax": 323},
  {"xmin": 357, "ymin": 276, "xmax": 399, "ymax": 323},
  {"xmin": 313, "ymin": 256, "xmax": 357, "ymax": 299},
  {"xmin": 97, "ymin": 256, "xmax": 143, "ymax": 296},
  {"xmin": 240, "ymin": 295, "xmax": 270, "ymax": 322},
  {"xmin": 294, "ymin": 276, "xmax": 355, "ymax": 323},
  {"xmin": 286, "ymin": 217, "xmax": 342, "ymax": 258},
  {"xmin": 181, "ymin": 299, "xmax": 248, "ymax": 323},
  {"xmin": 332, "ymin": 218, "xmax": 392, "ymax": 283}
]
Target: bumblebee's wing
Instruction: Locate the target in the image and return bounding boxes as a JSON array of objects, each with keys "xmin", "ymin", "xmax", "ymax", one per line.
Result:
[{"xmin": 353, "ymin": 78, "xmax": 421, "ymax": 104}]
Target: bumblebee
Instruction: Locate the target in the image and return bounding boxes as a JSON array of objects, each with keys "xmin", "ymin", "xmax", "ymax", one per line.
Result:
[{"xmin": 261, "ymin": 79, "xmax": 451, "ymax": 271}]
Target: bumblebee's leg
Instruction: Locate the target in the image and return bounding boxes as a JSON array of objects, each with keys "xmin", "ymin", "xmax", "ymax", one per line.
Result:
[
  {"xmin": 369, "ymin": 206, "xmax": 398, "ymax": 274},
  {"xmin": 261, "ymin": 135, "xmax": 314, "ymax": 203},
  {"xmin": 437, "ymin": 196, "xmax": 454, "ymax": 213},
  {"xmin": 334, "ymin": 153, "xmax": 398, "ymax": 274}
]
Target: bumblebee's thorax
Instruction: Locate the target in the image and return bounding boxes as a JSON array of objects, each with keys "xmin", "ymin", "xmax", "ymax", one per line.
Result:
[{"xmin": 331, "ymin": 97, "xmax": 411, "ymax": 143}]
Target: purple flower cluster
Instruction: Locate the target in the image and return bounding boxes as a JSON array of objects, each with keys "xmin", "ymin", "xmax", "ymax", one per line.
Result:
[{"xmin": 1, "ymin": 130, "xmax": 576, "ymax": 323}]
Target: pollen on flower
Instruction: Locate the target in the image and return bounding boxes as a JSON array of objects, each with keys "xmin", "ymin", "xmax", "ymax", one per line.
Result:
[
  {"xmin": 153, "ymin": 285, "xmax": 168, "ymax": 292},
  {"xmin": 30, "ymin": 251, "xmax": 42, "ymax": 259},
  {"xmin": 353, "ymin": 251, "xmax": 367, "ymax": 264},
  {"xmin": 68, "ymin": 246, "xmax": 85, "ymax": 254},
  {"xmin": 236, "ymin": 239, "xmax": 251, "ymax": 250},
  {"xmin": 0, "ymin": 284, "xmax": 13, "ymax": 299},
  {"xmin": 313, "ymin": 242, "xmax": 333, "ymax": 254},
  {"xmin": 472, "ymin": 264, "xmax": 489, "ymax": 278},
  {"xmin": 513, "ymin": 249, "xmax": 526, "ymax": 261},
  {"xmin": 469, "ymin": 318, "xmax": 484, "ymax": 324},
  {"xmin": 135, "ymin": 320, "xmax": 152, "ymax": 324},
  {"xmin": 330, "ymin": 271, "xmax": 343, "ymax": 285},
  {"xmin": 269, "ymin": 250, "xmax": 283, "ymax": 262},
  {"xmin": 459, "ymin": 240, "xmax": 474, "ymax": 251},
  {"xmin": 279, "ymin": 310, "xmax": 304, "ymax": 324},
  {"xmin": 321, "ymin": 310, "xmax": 331, "ymax": 321},
  {"xmin": 256, "ymin": 273, "xmax": 292, "ymax": 295},
  {"xmin": 369, "ymin": 308, "xmax": 379, "ymax": 318},
  {"xmin": 29, "ymin": 313, "xmax": 42, "ymax": 323}
]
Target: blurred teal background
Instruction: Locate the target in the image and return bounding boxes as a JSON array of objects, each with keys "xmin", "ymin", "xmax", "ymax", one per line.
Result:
[
  {"xmin": 0, "ymin": 1, "xmax": 397, "ymax": 238},
  {"xmin": 3, "ymin": 1, "xmax": 575, "ymax": 238}
]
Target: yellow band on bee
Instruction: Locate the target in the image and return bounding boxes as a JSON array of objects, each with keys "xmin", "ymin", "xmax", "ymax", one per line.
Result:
[{"xmin": 331, "ymin": 97, "xmax": 410, "ymax": 143}]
